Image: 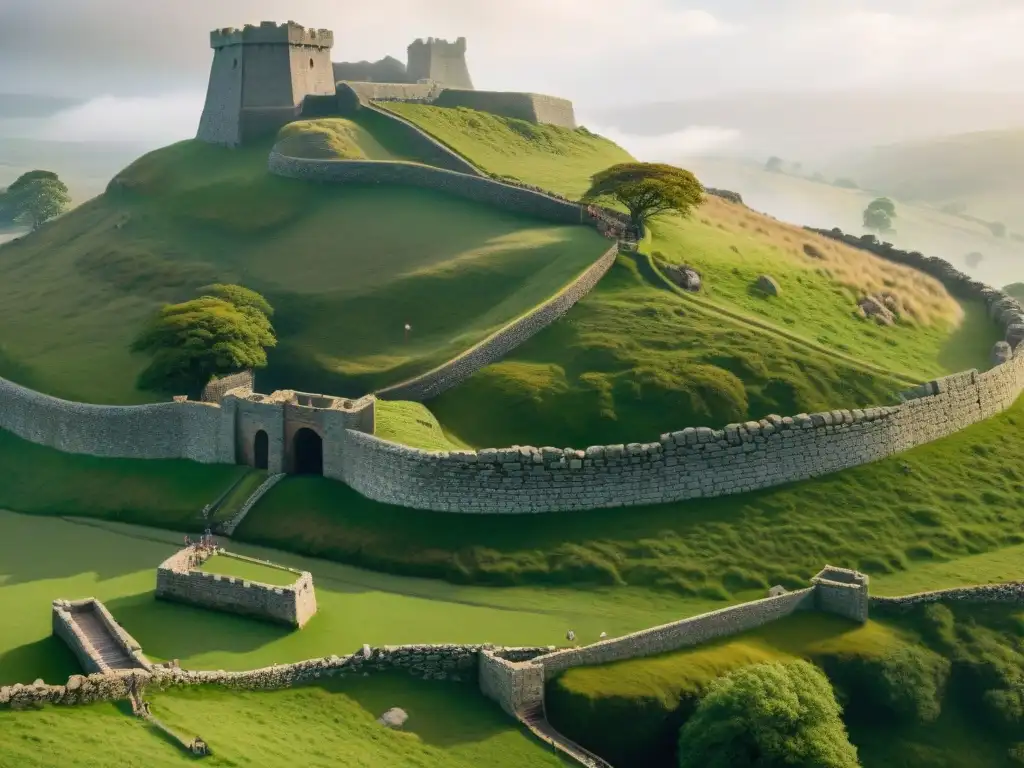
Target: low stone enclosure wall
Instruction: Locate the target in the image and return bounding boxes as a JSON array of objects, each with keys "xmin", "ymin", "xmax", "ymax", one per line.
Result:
[
  {"xmin": 268, "ymin": 152, "xmax": 587, "ymax": 225},
  {"xmin": 13, "ymin": 567, "xmax": 1022, "ymax": 719},
  {"xmin": 155, "ymin": 547, "xmax": 318, "ymax": 628},
  {"xmin": 377, "ymin": 244, "xmax": 619, "ymax": 401}
]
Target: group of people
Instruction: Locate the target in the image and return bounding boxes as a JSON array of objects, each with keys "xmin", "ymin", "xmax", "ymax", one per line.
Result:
[{"xmin": 183, "ymin": 529, "xmax": 218, "ymax": 567}]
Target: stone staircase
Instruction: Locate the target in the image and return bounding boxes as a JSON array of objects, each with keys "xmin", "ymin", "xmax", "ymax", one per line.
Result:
[
  {"xmin": 518, "ymin": 703, "xmax": 615, "ymax": 768},
  {"xmin": 68, "ymin": 608, "xmax": 142, "ymax": 671}
]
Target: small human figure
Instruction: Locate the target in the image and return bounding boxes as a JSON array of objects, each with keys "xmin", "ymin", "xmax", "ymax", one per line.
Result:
[{"xmin": 566, "ymin": 630, "xmax": 575, "ymax": 643}]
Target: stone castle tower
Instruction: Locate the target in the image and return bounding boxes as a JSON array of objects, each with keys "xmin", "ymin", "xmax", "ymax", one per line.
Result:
[
  {"xmin": 197, "ymin": 21, "xmax": 337, "ymax": 147},
  {"xmin": 407, "ymin": 37, "xmax": 474, "ymax": 90}
]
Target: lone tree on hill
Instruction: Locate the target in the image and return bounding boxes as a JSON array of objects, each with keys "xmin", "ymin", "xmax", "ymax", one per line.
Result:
[
  {"xmin": 131, "ymin": 284, "xmax": 276, "ymax": 395},
  {"xmin": 583, "ymin": 163, "xmax": 704, "ymax": 232},
  {"xmin": 863, "ymin": 197, "xmax": 897, "ymax": 234},
  {"xmin": 0, "ymin": 170, "xmax": 69, "ymax": 229},
  {"xmin": 677, "ymin": 661, "xmax": 860, "ymax": 768}
]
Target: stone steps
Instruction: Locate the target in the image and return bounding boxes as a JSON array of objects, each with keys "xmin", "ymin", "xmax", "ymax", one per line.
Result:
[
  {"xmin": 519, "ymin": 704, "xmax": 615, "ymax": 768},
  {"xmin": 69, "ymin": 610, "xmax": 139, "ymax": 670}
]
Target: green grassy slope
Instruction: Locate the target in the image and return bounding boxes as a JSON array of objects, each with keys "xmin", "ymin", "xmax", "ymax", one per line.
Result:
[
  {"xmin": 379, "ymin": 103, "xmax": 632, "ymax": 198},
  {"xmin": 547, "ymin": 605, "xmax": 1024, "ymax": 768},
  {"xmin": 241, "ymin": 393, "xmax": 1024, "ymax": 599},
  {"xmin": 383, "ymin": 103, "xmax": 998, "ymax": 447},
  {"xmin": 0, "ymin": 510, "xmax": 702, "ymax": 687},
  {"xmin": 0, "ymin": 676, "xmax": 567, "ymax": 768},
  {"xmin": 0, "ymin": 124, "xmax": 607, "ymax": 403},
  {"xmin": 431, "ymin": 254, "xmax": 910, "ymax": 448}
]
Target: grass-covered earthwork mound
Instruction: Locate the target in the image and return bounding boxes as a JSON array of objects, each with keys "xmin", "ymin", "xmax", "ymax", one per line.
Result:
[
  {"xmin": 239, "ymin": 393, "xmax": 1024, "ymax": 598},
  {"xmin": 547, "ymin": 604, "xmax": 1024, "ymax": 768},
  {"xmin": 380, "ymin": 102, "xmax": 633, "ymax": 198},
  {"xmin": 0, "ymin": 122, "xmax": 608, "ymax": 403},
  {"xmin": 0, "ymin": 674, "xmax": 565, "ymax": 768}
]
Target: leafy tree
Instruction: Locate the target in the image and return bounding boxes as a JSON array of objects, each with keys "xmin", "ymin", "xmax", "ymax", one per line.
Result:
[
  {"xmin": 765, "ymin": 156, "xmax": 783, "ymax": 172},
  {"xmin": 0, "ymin": 170, "xmax": 61, "ymax": 224},
  {"xmin": 863, "ymin": 197, "xmax": 897, "ymax": 233},
  {"xmin": 677, "ymin": 661, "xmax": 860, "ymax": 768},
  {"xmin": 4, "ymin": 175, "xmax": 70, "ymax": 229},
  {"xmin": 583, "ymin": 162, "xmax": 704, "ymax": 231},
  {"xmin": 131, "ymin": 285, "xmax": 276, "ymax": 394}
]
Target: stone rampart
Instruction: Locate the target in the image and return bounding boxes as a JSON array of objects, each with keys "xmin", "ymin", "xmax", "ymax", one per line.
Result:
[
  {"xmin": 433, "ymin": 90, "xmax": 577, "ymax": 129},
  {"xmin": 870, "ymin": 582, "xmax": 1024, "ymax": 613},
  {"xmin": 267, "ymin": 153, "xmax": 584, "ymax": 224},
  {"xmin": 376, "ymin": 244, "xmax": 619, "ymax": 401},
  {"xmin": 534, "ymin": 588, "xmax": 816, "ymax": 679},
  {"xmin": 201, "ymin": 370, "xmax": 254, "ymax": 403},
  {"xmin": 51, "ymin": 601, "xmax": 105, "ymax": 675},
  {"xmin": 479, "ymin": 650, "xmax": 546, "ymax": 716},
  {"xmin": 0, "ymin": 375, "xmax": 228, "ymax": 464},
  {"xmin": 155, "ymin": 548, "xmax": 317, "ymax": 628}
]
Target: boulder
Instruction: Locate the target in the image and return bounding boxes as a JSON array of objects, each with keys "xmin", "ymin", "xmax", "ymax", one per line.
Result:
[
  {"xmin": 992, "ymin": 341, "xmax": 1013, "ymax": 365},
  {"xmin": 754, "ymin": 275, "xmax": 780, "ymax": 296},
  {"xmin": 858, "ymin": 296, "xmax": 895, "ymax": 326},
  {"xmin": 664, "ymin": 264, "xmax": 702, "ymax": 292},
  {"xmin": 377, "ymin": 708, "xmax": 409, "ymax": 729}
]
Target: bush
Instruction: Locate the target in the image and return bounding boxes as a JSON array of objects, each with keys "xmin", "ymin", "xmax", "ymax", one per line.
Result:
[
  {"xmin": 677, "ymin": 661, "xmax": 860, "ymax": 768},
  {"xmin": 823, "ymin": 645, "xmax": 950, "ymax": 724}
]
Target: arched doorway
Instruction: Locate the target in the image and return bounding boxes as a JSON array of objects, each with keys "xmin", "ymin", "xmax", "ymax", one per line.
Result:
[
  {"xmin": 293, "ymin": 428, "xmax": 323, "ymax": 475},
  {"xmin": 253, "ymin": 430, "xmax": 269, "ymax": 470}
]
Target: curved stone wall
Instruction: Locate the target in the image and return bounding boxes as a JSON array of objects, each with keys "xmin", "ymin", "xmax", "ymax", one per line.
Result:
[
  {"xmin": 0, "ymin": 375, "xmax": 228, "ymax": 463},
  {"xmin": 377, "ymin": 244, "xmax": 619, "ymax": 401},
  {"xmin": 268, "ymin": 152, "xmax": 585, "ymax": 225},
  {"xmin": 335, "ymin": 268, "xmax": 1024, "ymax": 512}
]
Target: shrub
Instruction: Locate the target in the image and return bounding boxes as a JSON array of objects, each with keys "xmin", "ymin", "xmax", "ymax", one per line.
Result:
[{"xmin": 677, "ymin": 661, "xmax": 860, "ymax": 768}]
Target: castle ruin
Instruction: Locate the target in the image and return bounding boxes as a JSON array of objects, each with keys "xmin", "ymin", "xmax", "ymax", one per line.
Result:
[
  {"xmin": 197, "ymin": 20, "xmax": 576, "ymax": 147},
  {"xmin": 197, "ymin": 21, "xmax": 336, "ymax": 147}
]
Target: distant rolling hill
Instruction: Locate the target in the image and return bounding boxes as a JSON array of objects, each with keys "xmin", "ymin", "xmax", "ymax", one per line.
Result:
[{"xmin": 831, "ymin": 129, "xmax": 1024, "ymax": 227}]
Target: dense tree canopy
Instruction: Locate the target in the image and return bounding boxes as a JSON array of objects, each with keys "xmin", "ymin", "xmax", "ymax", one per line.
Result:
[
  {"xmin": 0, "ymin": 171, "xmax": 70, "ymax": 229},
  {"xmin": 583, "ymin": 162, "xmax": 704, "ymax": 230},
  {"xmin": 131, "ymin": 285, "xmax": 276, "ymax": 394},
  {"xmin": 678, "ymin": 661, "xmax": 860, "ymax": 768}
]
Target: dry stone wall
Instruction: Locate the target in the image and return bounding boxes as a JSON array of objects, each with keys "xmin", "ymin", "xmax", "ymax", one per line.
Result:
[
  {"xmin": 155, "ymin": 548, "xmax": 317, "ymax": 628},
  {"xmin": 534, "ymin": 588, "xmax": 815, "ymax": 679},
  {"xmin": 870, "ymin": 582, "xmax": 1024, "ymax": 613},
  {"xmin": 201, "ymin": 370, "xmax": 254, "ymax": 403},
  {"xmin": 0, "ymin": 374, "xmax": 229, "ymax": 464},
  {"xmin": 268, "ymin": 153, "xmax": 584, "ymax": 224},
  {"xmin": 479, "ymin": 650, "xmax": 546, "ymax": 716},
  {"xmin": 376, "ymin": 245, "xmax": 618, "ymax": 401}
]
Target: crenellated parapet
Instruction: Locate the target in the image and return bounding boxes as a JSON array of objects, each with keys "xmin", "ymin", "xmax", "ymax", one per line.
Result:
[{"xmin": 210, "ymin": 21, "xmax": 334, "ymax": 49}]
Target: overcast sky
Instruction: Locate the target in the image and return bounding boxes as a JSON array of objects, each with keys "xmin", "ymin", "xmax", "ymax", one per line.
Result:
[
  {"xmin": 2, "ymin": 0, "xmax": 1024, "ymax": 104},
  {"xmin": 0, "ymin": 0, "xmax": 1023, "ymax": 153}
]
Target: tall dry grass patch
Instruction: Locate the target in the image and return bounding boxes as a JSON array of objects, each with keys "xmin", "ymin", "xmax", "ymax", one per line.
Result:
[{"xmin": 701, "ymin": 196, "xmax": 963, "ymax": 328}]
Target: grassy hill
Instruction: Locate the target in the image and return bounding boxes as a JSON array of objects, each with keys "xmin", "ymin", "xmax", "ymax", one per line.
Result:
[
  {"xmin": 377, "ymin": 105, "xmax": 1000, "ymax": 448},
  {"xmin": 0, "ymin": 113, "xmax": 608, "ymax": 404},
  {"xmin": 840, "ymin": 129, "xmax": 1024, "ymax": 227},
  {"xmin": 547, "ymin": 604, "xmax": 1024, "ymax": 767}
]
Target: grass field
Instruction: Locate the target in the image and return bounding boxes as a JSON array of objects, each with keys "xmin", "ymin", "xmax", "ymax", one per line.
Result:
[
  {"xmin": 0, "ymin": 510, "xmax": 710, "ymax": 687},
  {"xmin": 546, "ymin": 607, "xmax": 1023, "ymax": 768},
  {"xmin": 241, "ymin": 392, "xmax": 1024, "ymax": 599},
  {"xmin": 379, "ymin": 103, "xmax": 633, "ymax": 198},
  {"xmin": 199, "ymin": 553, "xmax": 299, "ymax": 587},
  {"xmin": 0, "ymin": 675, "xmax": 569, "ymax": 767},
  {"xmin": 0, "ymin": 124, "xmax": 608, "ymax": 403}
]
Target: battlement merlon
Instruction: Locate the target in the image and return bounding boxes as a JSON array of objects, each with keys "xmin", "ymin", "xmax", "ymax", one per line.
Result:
[
  {"xmin": 409, "ymin": 36, "xmax": 467, "ymax": 54},
  {"xmin": 210, "ymin": 21, "xmax": 334, "ymax": 50}
]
